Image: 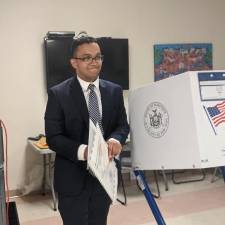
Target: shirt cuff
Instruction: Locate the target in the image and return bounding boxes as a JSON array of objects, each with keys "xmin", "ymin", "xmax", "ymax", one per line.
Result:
[
  {"xmin": 77, "ymin": 144, "xmax": 87, "ymax": 161},
  {"xmin": 108, "ymin": 138, "xmax": 120, "ymax": 143}
]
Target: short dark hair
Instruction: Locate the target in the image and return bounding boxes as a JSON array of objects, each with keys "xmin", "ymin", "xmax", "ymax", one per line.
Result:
[{"xmin": 71, "ymin": 34, "xmax": 98, "ymax": 58}]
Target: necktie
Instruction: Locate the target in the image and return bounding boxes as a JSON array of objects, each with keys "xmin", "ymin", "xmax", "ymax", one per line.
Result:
[{"xmin": 88, "ymin": 84, "xmax": 104, "ymax": 134}]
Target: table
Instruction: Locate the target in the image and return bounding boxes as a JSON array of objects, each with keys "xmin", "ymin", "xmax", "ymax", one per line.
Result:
[{"xmin": 28, "ymin": 140, "xmax": 57, "ymax": 211}]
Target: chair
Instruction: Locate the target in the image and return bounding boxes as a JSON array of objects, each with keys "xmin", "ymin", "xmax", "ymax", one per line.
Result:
[
  {"xmin": 171, "ymin": 169, "xmax": 206, "ymax": 184},
  {"xmin": 211, "ymin": 167, "xmax": 225, "ymax": 183},
  {"xmin": 118, "ymin": 142, "xmax": 161, "ymax": 203}
]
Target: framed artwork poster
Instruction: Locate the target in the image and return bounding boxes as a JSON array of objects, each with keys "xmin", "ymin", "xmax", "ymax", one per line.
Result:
[{"xmin": 154, "ymin": 43, "xmax": 213, "ymax": 81}]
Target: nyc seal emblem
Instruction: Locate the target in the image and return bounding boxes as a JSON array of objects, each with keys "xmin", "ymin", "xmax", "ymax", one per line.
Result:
[{"xmin": 144, "ymin": 102, "xmax": 169, "ymax": 138}]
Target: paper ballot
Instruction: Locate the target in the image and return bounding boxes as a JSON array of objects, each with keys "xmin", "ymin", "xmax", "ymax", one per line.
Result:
[{"xmin": 87, "ymin": 120, "xmax": 118, "ymax": 202}]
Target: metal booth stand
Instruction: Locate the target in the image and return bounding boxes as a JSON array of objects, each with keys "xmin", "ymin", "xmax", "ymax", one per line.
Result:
[{"xmin": 134, "ymin": 169, "xmax": 166, "ymax": 225}]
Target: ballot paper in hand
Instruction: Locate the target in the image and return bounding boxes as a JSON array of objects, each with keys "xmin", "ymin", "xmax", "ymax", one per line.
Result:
[{"xmin": 87, "ymin": 120, "xmax": 118, "ymax": 202}]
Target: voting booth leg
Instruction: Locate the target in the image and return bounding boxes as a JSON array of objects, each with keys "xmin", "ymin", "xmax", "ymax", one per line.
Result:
[{"xmin": 134, "ymin": 170, "xmax": 166, "ymax": 225}]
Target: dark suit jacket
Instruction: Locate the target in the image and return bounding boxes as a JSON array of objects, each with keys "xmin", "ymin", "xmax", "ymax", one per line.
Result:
[{"xmin": 45, "ymin": 76, "xmax": 129, "ymax": 194}]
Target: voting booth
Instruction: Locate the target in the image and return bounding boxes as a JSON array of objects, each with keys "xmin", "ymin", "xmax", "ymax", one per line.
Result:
[{"xmin": 129, "ymin": 71, "xmax": 225, "ymax": 170}]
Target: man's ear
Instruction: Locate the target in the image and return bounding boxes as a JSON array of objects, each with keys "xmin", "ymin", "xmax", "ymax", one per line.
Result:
[{"xmin": 70, "ymin": 58, "xmax": 77, "ymax": 69}]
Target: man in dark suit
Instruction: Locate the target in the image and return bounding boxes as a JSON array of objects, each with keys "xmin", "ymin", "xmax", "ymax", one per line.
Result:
[{"xmin": 45, "ymin": 34, "xmax": 129, "ymax": 225}]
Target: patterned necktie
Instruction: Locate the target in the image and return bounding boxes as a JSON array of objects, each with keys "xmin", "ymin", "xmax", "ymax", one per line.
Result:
[{"xmin": 88, "ymin": 84, "xmax": 104, "ymax": 134}]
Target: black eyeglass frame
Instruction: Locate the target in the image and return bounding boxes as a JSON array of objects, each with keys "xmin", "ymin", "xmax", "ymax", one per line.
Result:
[{"xmin": 74, "ymin": 54, "xmax": 104, "ymax": 63}]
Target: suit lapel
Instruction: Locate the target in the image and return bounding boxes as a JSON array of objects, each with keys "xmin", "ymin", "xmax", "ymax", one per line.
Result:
[
  {"xmin": 99, "ymin": 80, "xmax": 111, "ymax": 132},
  {"xmin": 69, "ymin": 78, "xmax": 111, "ymax": 132},
  {"xmin": 70, "ymin": 77, "xmax": 89, "ymax": 129}
]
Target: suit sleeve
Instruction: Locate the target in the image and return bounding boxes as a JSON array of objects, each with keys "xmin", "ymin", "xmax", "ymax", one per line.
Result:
[
  {"xmin": 45, "ymin": 89, "xmax": 81, "ymax": 162},
  {"xmin": 107, "ymin": 86, "xmax": 129, "ymax": 145}
]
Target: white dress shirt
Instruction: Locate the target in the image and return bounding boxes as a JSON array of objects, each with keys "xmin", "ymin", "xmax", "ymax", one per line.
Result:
[
  {"xmin": 77, "ymin": 76, "xmax": 101, "ymax": 160},
  {"xmin": 76, "ymin": 75, "xmax": 119, "ymax": 161}
]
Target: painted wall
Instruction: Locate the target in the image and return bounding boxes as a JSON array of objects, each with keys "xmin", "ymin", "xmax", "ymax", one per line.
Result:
[{"xmin": 1, "ymin": 0, "xmax": 225, "ymax": 191}]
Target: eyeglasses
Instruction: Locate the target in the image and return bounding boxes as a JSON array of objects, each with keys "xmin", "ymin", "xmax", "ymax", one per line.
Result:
[{"xmin": 74, "ymin": 55, "xmax": 104, "ymax": 63}]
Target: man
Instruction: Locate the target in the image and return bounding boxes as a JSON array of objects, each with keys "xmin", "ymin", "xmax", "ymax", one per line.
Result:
[{"xmin": 45, "ymin": 34, "xmax": 129, "ymax": 225}]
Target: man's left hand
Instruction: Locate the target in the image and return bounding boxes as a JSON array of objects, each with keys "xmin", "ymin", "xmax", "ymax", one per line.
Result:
[{"xmin": 107, "ymin": 139, "xmax": 122, "ymax": 161}]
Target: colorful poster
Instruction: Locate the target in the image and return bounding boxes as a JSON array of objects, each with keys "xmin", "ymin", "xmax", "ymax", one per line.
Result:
[{"xmin": 154, "ymin": 43, "xmax": 213, "ymax": 81}]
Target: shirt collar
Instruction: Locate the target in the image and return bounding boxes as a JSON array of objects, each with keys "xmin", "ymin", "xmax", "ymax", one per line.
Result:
[{"xmin": 77, "ymin": 75, "xmax": 100, "ymax": 92}]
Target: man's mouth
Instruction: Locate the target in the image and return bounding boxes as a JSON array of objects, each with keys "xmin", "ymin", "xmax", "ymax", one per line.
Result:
[{"xmin": 89, "ymin": 67, "xmax": 99, "ymax": 70}]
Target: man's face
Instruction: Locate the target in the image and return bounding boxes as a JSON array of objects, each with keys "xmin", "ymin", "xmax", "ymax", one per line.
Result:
[{"xmin": 70, "ymin": 43, "xmax": 102, "ymax": 82}]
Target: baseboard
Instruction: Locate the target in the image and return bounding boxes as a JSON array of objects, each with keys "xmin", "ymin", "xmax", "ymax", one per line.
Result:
[{"xmin": 8, "ymin": 189, "xmax": 44, "ymax": 199}]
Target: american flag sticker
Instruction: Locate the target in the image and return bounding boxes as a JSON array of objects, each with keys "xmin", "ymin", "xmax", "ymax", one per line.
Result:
[{"xmin": 206, "ymin": 101, "xmax": 225, "ymax": 127}]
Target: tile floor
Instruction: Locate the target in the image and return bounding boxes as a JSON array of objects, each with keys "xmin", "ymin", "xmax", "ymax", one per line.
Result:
[{"xmin": 12, "ymin": 170, "xmax": 225, "ymax": 225}]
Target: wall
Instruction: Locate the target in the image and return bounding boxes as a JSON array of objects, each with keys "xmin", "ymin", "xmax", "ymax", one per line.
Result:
[{"xmin": 0, "ymin": 0, "xmax": 225, "ymax": 191}]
